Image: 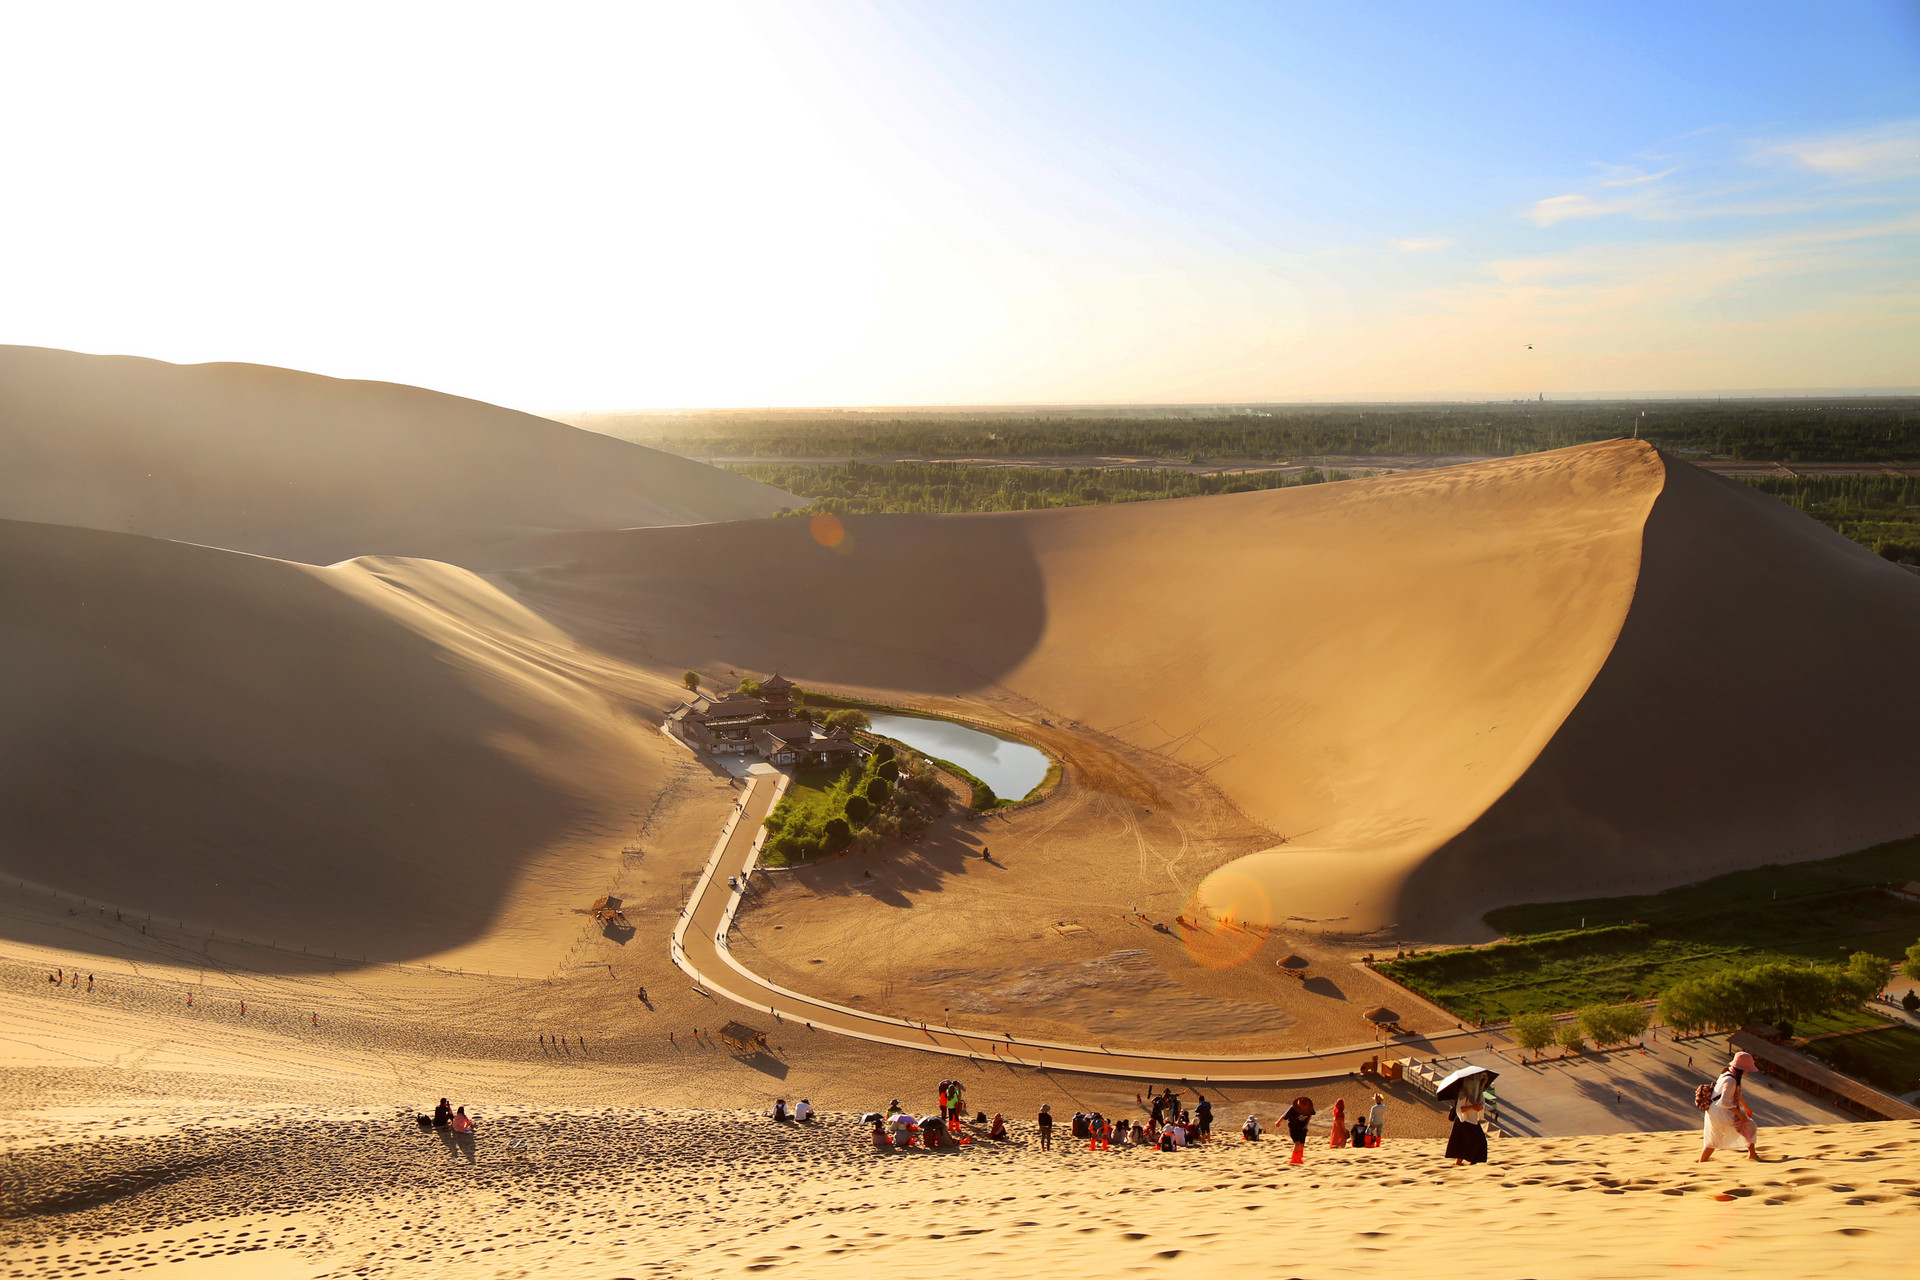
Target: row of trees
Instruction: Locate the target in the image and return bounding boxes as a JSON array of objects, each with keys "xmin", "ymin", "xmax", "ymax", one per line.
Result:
[
  {"xmin": 734, "ymin": 460, "xmax": 1359, "ymax": 518},
  {"xmin": 599, "ymin": 400, "xmax": 1920, "ymax": 464},
  {"xmin": 1497, "ymin": 942, "xmax": 1917, "ymax": 1057},
  {"xmin": 1656, "ymin": 952, "xmax": 1894, "ymax": 1036},
  {"xmin": 1508, "ymin": 1003, "xmax": 1653, "ymax": 1057}
]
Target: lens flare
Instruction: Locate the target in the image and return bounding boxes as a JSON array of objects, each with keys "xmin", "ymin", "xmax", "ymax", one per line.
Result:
[
  {"xmin": 809, "ymin": 513, "xmax": 845, "ymax": 549},
  {"xmin": 1179, "ymin": 871, "xmax": 1272, "ymax": 971}
]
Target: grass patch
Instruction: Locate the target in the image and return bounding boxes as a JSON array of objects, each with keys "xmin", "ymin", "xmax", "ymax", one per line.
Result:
[
  {"xmin": 1377, "ymin": 834, "xmax": 1920, "ymax": 1020},
  {"xmin": 759, "ymin": 764, "xmax": 862, "ymax": 866},
  {"xmin": 1802, "ymin": 1026, "xmax": 1920, "ymax": 1096}
]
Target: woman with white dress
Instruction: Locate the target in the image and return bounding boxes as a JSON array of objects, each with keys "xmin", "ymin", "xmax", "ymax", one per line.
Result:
[{"xmin": 1700, "ymin": 1051, "xmax": 1760, "ymax": 1162}]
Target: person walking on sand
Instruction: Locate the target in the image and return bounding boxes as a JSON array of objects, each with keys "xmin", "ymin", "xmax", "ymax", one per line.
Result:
[
  {"xmin": 1700, "ymin": 1052, "xmax": 1760, "ymax": 1163},
  {"xmin": 1282, "ymin": 1096, "xmax": 1315, "ymax": 1165},
  {"xmin": 1037, "ymin": 1104, "xmax": 1054, "ymax": 1151},
  {"xmin": 1329, "ymin": 1098, "xmax": 1349, "ymax": 1148}
]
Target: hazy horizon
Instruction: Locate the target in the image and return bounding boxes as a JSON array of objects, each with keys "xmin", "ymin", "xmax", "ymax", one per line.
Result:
[{"xmin": 3, "ymin": 2, "xmax": 1916, "ymax": 413}]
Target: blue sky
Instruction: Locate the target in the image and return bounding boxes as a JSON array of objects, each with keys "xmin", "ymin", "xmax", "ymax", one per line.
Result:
[{"xmin": 0, "ymin": 1, "xmax": 1914, "ymax": 406}]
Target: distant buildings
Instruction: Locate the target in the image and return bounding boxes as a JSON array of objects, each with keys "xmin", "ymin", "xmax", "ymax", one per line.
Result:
[{"xmin": 666, "ymin": 672, "xmax": 865, "ymax": 769}]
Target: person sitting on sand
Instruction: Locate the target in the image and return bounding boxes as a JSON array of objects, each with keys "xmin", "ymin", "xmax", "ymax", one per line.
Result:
[
  {"xmin": 1242, "ymin": 1114, "xmax": 1262, "ymax": 1141},
  {"xmin": 988, "ymin": 1113, "xmax": 1007, "ymax": 1139},
  {"xmin": 1130, "ymin": 1121, "xmax": 1146, "ymax": 1145},
  {"xmin": 1700, "ymin": 1052, "xmax": 1760, "ymax": 1163},
  {"xmin": 450, "ymin": 1107, "xmax": 474, "ymax": 1135},
  {"xmin": 1350, "ymin": 1116, "xmax": 1370, "ymax": 1149},
  {"xmin": 1157, "ymin": 1127, "xmax": 1176, "ymax": 1152},
  {"xmin": 872, "ymin": 1119, "xmax": 890, "ymax": 1149},
  {"xmin": 773, "ymin": 1099, "xmax": 789, "ymax": 1122},
  {"xmin": 433, "ymin": 1099, "xmax": 453, "ymax": 1129},
  {"xmin": 795, "ymin": 1099, "xmax": 814, "ymax": 1124}
]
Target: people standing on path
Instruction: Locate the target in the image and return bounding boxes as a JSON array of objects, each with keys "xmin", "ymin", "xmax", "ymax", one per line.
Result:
[
  {"xmin": 1699, "ymin": 1052, "xmax": 1760, "ymax": 1162},
  {"xmin": 1036, "ymin": 1104, "xmax": 1053, "ymax": 1151}
]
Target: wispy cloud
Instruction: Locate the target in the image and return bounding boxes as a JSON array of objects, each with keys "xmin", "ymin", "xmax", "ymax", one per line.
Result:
[
  {"xmin": 1390, "ymin": 236, "xmax": 1451, "ymax": 252},
  {"xmin": 1755, "ymin": 118, "xmax": 1920, "ymax": 179}
]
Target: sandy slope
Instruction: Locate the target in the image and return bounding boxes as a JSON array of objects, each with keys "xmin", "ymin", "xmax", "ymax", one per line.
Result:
[
  {"xmin": 0, "ymin": 519, "xmax": 682, "ymax": 970},
  {"xmin": 0, "ymin": 346, "xmax": 792, "ymax": 563},
  {"xmin": 4, "ymin": 1098, "xmax": 1915, "ymax": 1278},
  {"xmin": 488, "ymin": 437, "xmax": 1920, "ymax": 937}
]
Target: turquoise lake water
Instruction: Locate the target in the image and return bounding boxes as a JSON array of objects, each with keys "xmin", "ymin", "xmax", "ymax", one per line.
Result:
[{"xmin": 866, "ymin": 713, "xmax": 1051, "ymax": 802}]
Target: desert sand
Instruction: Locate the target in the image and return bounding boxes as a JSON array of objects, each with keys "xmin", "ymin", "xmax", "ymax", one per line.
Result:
[
  {"xmin": 0, "ymin": 346, "xmax": 792, "ymax": 563},
  {"xmin": 5, "ymin": 387, "xmax": 1917, "ymax": 1278},
  {"xmin": 5, "ymin": 1084, "xmax": 1917, "ymax": 1279},
  {"xmin": 486, "ymin": 438, "xmax": 1920, "ymax": 937}
]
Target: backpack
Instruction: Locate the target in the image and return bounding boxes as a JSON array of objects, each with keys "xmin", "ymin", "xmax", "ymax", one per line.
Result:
[{"xmin": 1693, "ymin": 1083, "xmax": 1715, "ymax": 1111}]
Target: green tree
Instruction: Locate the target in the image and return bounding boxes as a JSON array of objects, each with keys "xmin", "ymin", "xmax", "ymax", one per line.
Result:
[
  {"xmin": 1901, "ymin": 939, "xmax": 1920, "ymax": 982},
  {"xmin": 1510, "ymin": 1012, "xmax": 1556, "ymax": 1057},
  {"xmin": 878, "ymin": 760, "xmax": 900, "ymax": 783},
  {"xmin": 844, "ymin": 794, "xmax": 872, "ymax": 826},
  {"xmin": 681, "ymin": 670, "xmax": 700, "ymax": 692},
  {"xmin": 865, "ymin": 776, "xmax": 891, "ymax": 805},
  {"xmin": 1846, "ymin": 951, "xmax": 1894, "ymax": 999},
  {"xmin": 824, "ymin": 708, "xmax": 871, "ymax": 733},
  {"xmin": 1555, "ymin": 1022, "xmax": 1586, "ymax": 1053},
  {"xmin": 872, "ymin": 741, "xmax": 896, "ymax": 763},
  {"xmin": 824, "ymin": 816, "xmax": 852, "ymax": 848},
  {"xmin": 1577, "ymin": 1003, "xmax": 1651, "ymax": 1048},
  {"xmin": 736, "ymin": 677, "xmax": 763, "ymax": 697}
]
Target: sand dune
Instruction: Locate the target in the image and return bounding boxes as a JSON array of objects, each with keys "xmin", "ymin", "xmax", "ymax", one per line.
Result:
[
  {"xmin": 490, "ymin": 439, "xmax": 1920, "ymax": 936},
  {"xmin": 5, "ymin": 1100, "xmax": 1916, "ymax": 1278},
  {"xmin": 0, "ymin": 345, "xmax": 792, "ymax": 563},
  {"xmin": 0, "ymin": 519, "xmax": 680, "ymax": 968}
]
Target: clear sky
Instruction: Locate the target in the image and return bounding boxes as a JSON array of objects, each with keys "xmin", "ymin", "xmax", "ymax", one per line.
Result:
[{"xmin": 2, "ymin": 1, "xmax": 1916, "ymax": 409}]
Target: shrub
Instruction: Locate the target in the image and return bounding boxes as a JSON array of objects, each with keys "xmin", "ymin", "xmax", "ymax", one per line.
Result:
[
  {"xmin": 866, "ymin": 776, "xmax": 891, "ymax": 805},
  {"xmin": 844, "ymin": 794, "xmax": 872, "ymax": 826},
  {"xmin": 872, "ymin": 741, "xmax": 896, "ymax": 763},
  {"xmin": 1555, "ymin": 1023, "xmax": 1586, "ymax": 1052},
  {"xmin": 878, "ymin": 760, "xmax": 900, "ymax": 783},
  {"xmin": 823, "ymin": 708, "xmax": 870, "ymax": 732},
  {"xmin": 1510, "ymin": 1012, "xmax": 1556, "ymax": 1056},
  {"xmin": 681, "ymin": 670, "xmax": 700, "ymax": 691},
  {"xmin": 824, "ymin": 817, "xmax": 851, "ymax": 848},
  {"xmin": 1904, "ymin": 990, "xmax": 1920, "ymax": 1014}
]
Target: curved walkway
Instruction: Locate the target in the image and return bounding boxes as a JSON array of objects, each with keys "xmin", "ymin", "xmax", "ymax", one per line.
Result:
[{"xmin": 669, "ymin": 772, "xmax": 1491, "ymax": 1083}]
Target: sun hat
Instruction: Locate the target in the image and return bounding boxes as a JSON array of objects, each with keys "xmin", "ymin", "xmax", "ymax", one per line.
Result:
[{"xmin": 1729, "ymin": 1051, "xmax": 1758, "ymax": 1072}]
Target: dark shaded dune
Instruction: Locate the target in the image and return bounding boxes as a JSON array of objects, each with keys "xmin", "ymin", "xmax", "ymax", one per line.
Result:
[
  {"xmin": 0, "ymin": 520, "xmax": 663, "ymax": 964},
  {"xmin": 0, "ymin": 345, "xmax": 791, "ymax": 564},
  {"xmin": 1402, "ymin": 453, "xmax": 1920, "ymax": 932},
  {"xmin": 492, "ymin": 511, "xmax": 1049, "ymax": 694}
]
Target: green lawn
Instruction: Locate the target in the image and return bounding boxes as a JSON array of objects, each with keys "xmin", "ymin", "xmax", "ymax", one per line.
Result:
[
  {"xmin": 1802, "ymin": 1026, "xmax": 1920, "ymax": 1096},
  {"xmin": 1377, "ymin": 835, "xmax": 1920, "ymax": 1020},
  {"xmin": 758, "ymin": 764, "xmax": 861, "ymax": 866}
]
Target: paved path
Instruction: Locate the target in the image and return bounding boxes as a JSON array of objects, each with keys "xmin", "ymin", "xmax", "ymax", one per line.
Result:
[
  {"xmin": 668, "ymin": 773, "xmax": 1491, "ymax": 1083},
  {"xmin": 1456, "ymin": 1033, "xmax": 1855, "ymax": 1138}
]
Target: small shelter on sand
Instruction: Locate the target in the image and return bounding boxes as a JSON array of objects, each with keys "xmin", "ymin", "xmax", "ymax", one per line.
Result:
[
  {"xmin": 1277, "ymin": 954, "xmax": 1311, "ymax": 978},
  {"xmin": 1363, "ymin": 1006, "xmax": 1405, "ymax": 1036},
  {"xmin": 718, "ymin": 1021, "xmax": 771, "ymax": 1055}
]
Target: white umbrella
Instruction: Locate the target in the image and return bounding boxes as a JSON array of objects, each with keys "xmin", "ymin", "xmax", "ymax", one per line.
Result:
[{"xmin": 1433, "ymin": 1064, "xmax": 1498, "ymax": 1101}]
